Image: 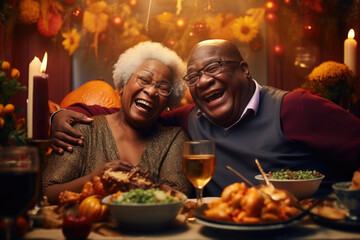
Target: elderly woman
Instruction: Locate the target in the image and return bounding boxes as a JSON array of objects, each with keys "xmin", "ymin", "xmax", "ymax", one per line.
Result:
[{"xmin": 43, "ymin": 41, "xmax": 193, "ymax": 204}]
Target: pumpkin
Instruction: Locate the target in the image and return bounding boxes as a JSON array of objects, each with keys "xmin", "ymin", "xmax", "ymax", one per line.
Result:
[
  {"xmin": 37, "ymin": 11, "xmax": 62, "ymax": 37},
  {"xmin": 78, "ymin": 195, "xmax": 108, "ymax": 222},
  {"xmin": 60, "ymin": 80, "xmax": 121, "ymax": 109},
  {"xmin": 37, "ymin": 0, "xmax": 63, "ymax": 37},
  {"xmin": 48, "ymin": 100, "xmax": 61, "ymax": 114}
]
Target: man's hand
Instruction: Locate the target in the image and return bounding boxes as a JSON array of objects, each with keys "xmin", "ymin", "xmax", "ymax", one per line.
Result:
[{"xmin": 50, "ymin": 110, "xmax": 94, "ymax": 154}]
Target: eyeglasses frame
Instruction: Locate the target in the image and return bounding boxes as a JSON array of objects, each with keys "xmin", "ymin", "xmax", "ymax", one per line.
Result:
[
  {"xmin": 136, "ymin": 71, "xmax": 173, "ymax": 97},
  {"xmin": 183, "ymin": 60, "xmax": 240, "ymax": 87}
]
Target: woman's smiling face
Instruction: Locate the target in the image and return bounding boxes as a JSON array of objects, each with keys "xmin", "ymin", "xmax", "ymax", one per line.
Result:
[{"xmin": 120, "ymin": 59, "xmax": 173, "ymax": 129}]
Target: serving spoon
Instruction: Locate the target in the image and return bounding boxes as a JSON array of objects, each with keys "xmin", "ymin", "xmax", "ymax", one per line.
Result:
[
  {"xmin": 225, "ymin": 165, "xmax": 255, "ymax": 187},
  {"xmin": 254, "ymin": 158, "xmax": 299, "ymax": 202},
  {"xmin": 254, "ymin": 158, "xmax": 273, "ymax": 188}
]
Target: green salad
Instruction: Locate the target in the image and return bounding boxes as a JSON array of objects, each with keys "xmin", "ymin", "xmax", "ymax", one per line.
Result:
[
  {"xmin": 111, "ymin": 188, "xmax": 182, "ymax": 204},
  {"xmin": 267, "ymin": 169, "xmax": 323, "ymax": 180}
]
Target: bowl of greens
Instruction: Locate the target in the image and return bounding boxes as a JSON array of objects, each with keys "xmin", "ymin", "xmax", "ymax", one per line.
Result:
[
  {"xmin": 102, "ymin": 188, "xmax": 187, "ymax": 230},
  {"xmin": 255, "ymin": 169, "xmax": 325, "ymax": 199}
]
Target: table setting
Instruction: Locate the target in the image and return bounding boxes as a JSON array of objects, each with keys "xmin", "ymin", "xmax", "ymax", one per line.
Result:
[
  {"xmin": 16, "ymin": 141, "xmax": 360, "ymax": 240},
  {"xmin": 0, "ymin": 133, "xmax": 359, "ymax": 239}
]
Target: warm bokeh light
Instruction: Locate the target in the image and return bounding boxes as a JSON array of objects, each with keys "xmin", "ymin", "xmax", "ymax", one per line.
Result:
[
  {"xmin": 175, "ymin": 17, "xmax": 187, "ymax": 30},
  {"xmin": 348, "ymin": 29, "xmax": 355, "ymax": 39},
  {"xmin": 266, "ymin": 1, "xmax": 274, "ymax": 9},
  {"xmin": 112, "ymin": 16, "xmax": 124, "ymax": 28},
  {"xmin": 273, "ymin": 44, "xmax": 284, "ymax": 56},
  {"xmin": 128, "ymin": 0, "xmax": 138, "ymax": 7},
  {"xmin": 265, "ymin": 1, "xmax": 278, "ymax": 12},
  {"xmin": 266, "ymin": 12, "xmax": 277, "ymax": 23},
  {"xmin": 40, "ymin": 52, "xmax": 47, "ymax": 73}
]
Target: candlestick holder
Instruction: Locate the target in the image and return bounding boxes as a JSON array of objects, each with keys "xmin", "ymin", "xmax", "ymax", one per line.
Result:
[
  {"xmin": 25, "ymin": 138, "xmax": 52, "ymax": 205},
  {"xmin": 26, "ymin": 138, "xmax": 52, "ymax": 166}
]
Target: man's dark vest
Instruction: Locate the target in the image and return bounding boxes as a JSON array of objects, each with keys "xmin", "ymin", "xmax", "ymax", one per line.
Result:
[{"xmin": 188, "ymin": 86, "xmax": 327, "ymax": 196}]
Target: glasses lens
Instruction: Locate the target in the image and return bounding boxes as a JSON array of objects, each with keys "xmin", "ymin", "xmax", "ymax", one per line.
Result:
[
  {"xmin": 137, "ymin": 73, "xmax": 153, "ymax": 87},
  {"xmin": 204, "ymin": 62, "xmax": 221, "ymax": 76},
  {"xmin": 185, "ymin": 73, "xmax": 199, "ymax": 86},
  {"xmin": 157, "ymin": 82, "xmax": 172, "ymax": 96},
  {"xmin": 137, "ymin": 72, "xmax": 171, "ymax": 96}
]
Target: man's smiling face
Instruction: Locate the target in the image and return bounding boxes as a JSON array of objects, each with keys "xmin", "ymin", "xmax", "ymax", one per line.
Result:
[{"xmin": 186, "ymin": 40, "xmax": 253, "ymax": 127}]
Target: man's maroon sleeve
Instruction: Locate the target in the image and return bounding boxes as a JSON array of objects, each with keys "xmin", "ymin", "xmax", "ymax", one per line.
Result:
[
  {"xmin": 66, "ymin": 103, "xmax": 119, "ymax": 117},
  {"xmin": 159, "ymin": 104, "xmax": 195, "ymax": 134},
  {"xmin": 281, "ymin": 90, "xmax": 360, "ymax": 167}
]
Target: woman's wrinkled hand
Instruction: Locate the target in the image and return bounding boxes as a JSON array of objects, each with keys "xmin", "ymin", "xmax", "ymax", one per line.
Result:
[{"xmin": 50, "ymin": 110, "xmax": 93, "ymax": 155}]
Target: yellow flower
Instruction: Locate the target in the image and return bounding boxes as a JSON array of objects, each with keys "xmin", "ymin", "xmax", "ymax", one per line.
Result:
[
  {"xmin": 308, "ymin": 61, "xmax": 352, "ymax": 85},
  {"xmin": 62, "ymin": 28, "xmax": 81, "ymax": 55},
  {"xmin": 231, "ymin": 16, "xmax": 259, "ymax": 43},
  {"xmin": 302, "ymin": 61, "xmax": 353, "ymax": 105}
]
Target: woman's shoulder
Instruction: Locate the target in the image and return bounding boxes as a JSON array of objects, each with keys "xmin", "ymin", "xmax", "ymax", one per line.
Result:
[
  {"xmin": 158, "ymin": 125, "xmax": 185, "ymax": 134},
  {"xmin": 154, "ymin": 125, "xmax": 188, "ymax": 141},
  {"xmin": 73, "ymin": 115, "xmax": 108, "ymax": 132}
]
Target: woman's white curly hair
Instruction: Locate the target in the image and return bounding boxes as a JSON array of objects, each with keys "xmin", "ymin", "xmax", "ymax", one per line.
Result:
[{"xmin": 113, "ymin": 41, "xmax": 187, "ymax": 108}]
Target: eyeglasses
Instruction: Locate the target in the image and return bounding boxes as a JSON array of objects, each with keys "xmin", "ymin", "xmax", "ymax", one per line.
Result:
[
  {"xmin": 183, "ymin": 61, "xmax": 240, "ymax": 87},
  {"xmin": 136, "ymin": 71, "xmax": 173, "ymax": 97}
]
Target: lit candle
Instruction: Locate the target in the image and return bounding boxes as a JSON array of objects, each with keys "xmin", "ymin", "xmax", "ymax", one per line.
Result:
[
  {"xmin": 32, "ymin": 52, "xmax": 49, "ymax": 139},
  {"xmin": 344, "ymin": 29, "xmax": 357, "ymax": 76},
  {"xmin": 27, "ymin": 57, "xmax": 42, "ymax": 138}
]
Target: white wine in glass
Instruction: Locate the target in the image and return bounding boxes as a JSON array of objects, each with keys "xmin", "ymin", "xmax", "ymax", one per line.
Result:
[{"xmin": 182, "ymin": 140, "xmax": 215, "ymax": 207}]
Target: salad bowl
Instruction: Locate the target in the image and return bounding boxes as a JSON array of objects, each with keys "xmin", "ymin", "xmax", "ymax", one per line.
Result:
[
  {"xmin": 255, "ymin": 170, "xmax": 325, "ymax": 199},
  {"xmin": 102, "ymin": 188, "xmax": 187, "ymax": 230}
]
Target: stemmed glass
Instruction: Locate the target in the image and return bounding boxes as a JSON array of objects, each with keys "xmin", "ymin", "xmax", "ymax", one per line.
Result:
[
  {"xmin": 182, "ymin": 140, "xmax": 216, "ymax": 207},
  {"xmin": 0, "ymin": 146, "xmax": 39, "ymax": 240}
]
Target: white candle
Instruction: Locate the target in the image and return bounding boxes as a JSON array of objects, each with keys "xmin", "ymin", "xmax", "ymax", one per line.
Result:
[
  {"xmin": 344, "ymin": 29, "xmax": 357, "ymax": 76},
  {"xmin": 27, "ymin": 57, "xmax": 42, "ymax": 138}
]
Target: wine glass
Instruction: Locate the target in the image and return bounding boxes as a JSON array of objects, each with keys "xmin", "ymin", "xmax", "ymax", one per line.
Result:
[
  {"xmin": 0, "ymin": 146, "xmax": 39, "ymax": 240},
  {"xmin": 182, "ymin": 140, "xmax": 216, "ymax": 207}
]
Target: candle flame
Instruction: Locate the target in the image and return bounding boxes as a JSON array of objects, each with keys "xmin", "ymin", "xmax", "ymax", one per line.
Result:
[
  {"xmin": 348, "ymin": 29, "xmax": 355, "ymax": 39},
  {"xmin": 40, "ymin": 52, "xmax": 48, "ymax": 73}
]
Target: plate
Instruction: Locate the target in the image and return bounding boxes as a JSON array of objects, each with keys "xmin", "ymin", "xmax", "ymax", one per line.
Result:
[
  {"xmin": 311, "ymin": 214, "xmax": 360, "ymax": 232},
  {"xmin": 193, "ymin": 205, "xmax": 305, "ymax": 231}
]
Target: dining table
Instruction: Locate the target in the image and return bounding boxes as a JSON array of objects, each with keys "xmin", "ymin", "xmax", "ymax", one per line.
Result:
[
  {"xmin": 23, "ymin": 216, "xmax": 360, "ymax": 240},
  {"xmin": 23, "ymin": 197, "xmax": 360, "ymax": 240}
]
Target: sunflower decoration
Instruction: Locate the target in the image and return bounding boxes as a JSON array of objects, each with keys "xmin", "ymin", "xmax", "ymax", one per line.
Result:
[
  {"xmin": 62, "ymin": 28, "xmax": 81, "ymax": 56},
  {"xmin": 231, "ymin": 8, "xmax": 264, "ymax": 43}
]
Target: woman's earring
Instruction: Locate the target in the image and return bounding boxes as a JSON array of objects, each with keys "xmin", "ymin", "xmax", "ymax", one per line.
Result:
[
  {"xmin": 118, "ymin": 87, "xmax": 124, "ymax": 96},
  {"xmin": 166, "ymin": 107, "xmax": 170, "ymax": 111}
]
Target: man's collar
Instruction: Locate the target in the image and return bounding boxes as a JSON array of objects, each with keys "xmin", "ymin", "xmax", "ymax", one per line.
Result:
[{"xmin": 196, "ymin": 79, "xmax": 262, "ymax": 130}]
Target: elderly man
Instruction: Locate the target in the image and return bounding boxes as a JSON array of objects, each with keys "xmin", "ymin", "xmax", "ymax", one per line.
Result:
[{"xmin": 51, "ymin": 39, "xmax": 360, "ymax": 196}]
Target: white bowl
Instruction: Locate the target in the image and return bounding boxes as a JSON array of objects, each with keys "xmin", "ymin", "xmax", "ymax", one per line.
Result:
[
  {"xmin": 332, "ymin": 182, "xmax": 360, "ymax": 221},
  {"xmin": 255, "ymin": 174, "xmax": 325, "ymax": 199},
  {"xmin": 102, "ymin": 192, "xmax": 187, "ymax": 230}
]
